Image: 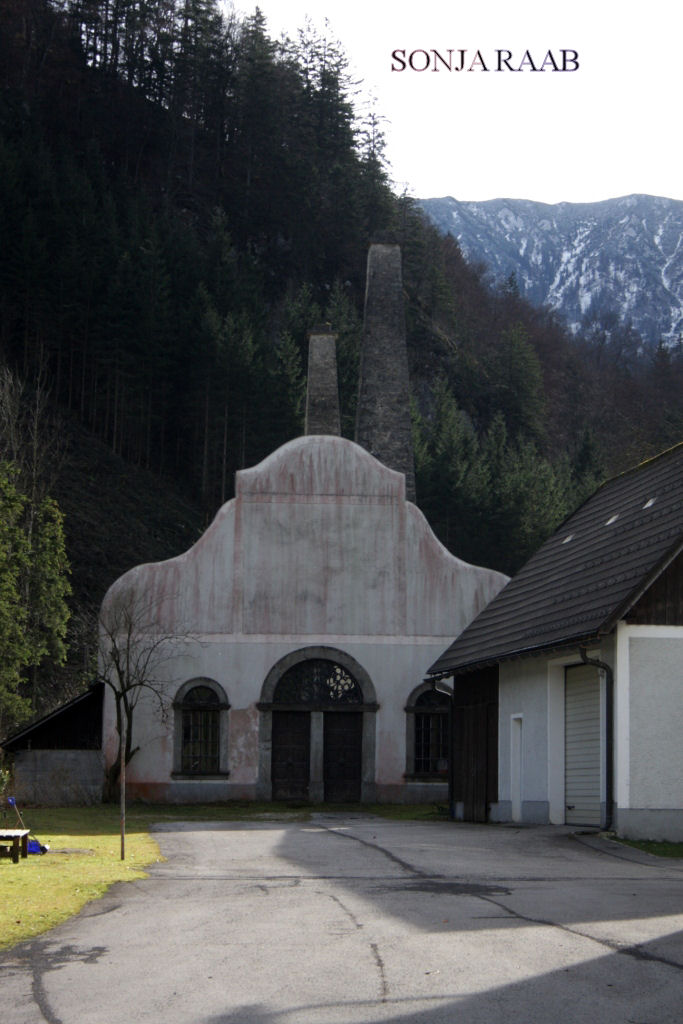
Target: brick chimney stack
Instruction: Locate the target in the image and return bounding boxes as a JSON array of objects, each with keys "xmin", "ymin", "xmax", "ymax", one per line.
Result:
[
  {"xmin": 304, "ymin": 327, "xmax": 341, "ymax": 436},
  {"xmin": 355, "ymin": 243, "xmax": 416, "ymax": 502}
]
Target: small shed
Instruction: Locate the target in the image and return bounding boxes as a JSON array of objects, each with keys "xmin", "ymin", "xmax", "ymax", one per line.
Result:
[{"xmin": 2, "ymin": 684, "xmax": 104, "ymax": 805}]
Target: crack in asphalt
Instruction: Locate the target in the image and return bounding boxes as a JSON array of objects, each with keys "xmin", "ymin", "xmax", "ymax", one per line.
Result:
[
  {"xmin": 4, "ymin": 820, "xmax": 681, "ymax": 1023},
  {"xmin": 322, "ymin": 892, "xmax": 389, "ymax": 1002},
  {"xmin": 324, "ymin": 892, "xmax": 364, "ymax": 930},
  {"xmin": 317, "ymin": 822, "xmax": 683, "ymax": 976},
  {"xmin": 370, "ymin": 941, "xmax": 389, "ymax": 1002},
  {"xmin": 476, "ymin": 893, "xmax": 683, "ymax": 973},
  {"xmin": 315, "ymin": 822, "xmax": 433, "ymax": 878}
]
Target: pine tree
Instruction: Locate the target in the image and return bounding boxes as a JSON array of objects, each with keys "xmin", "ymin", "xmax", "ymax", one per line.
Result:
[{"xmin": 0, "ymin": 463, "xmax": 31, "ymax": 734}]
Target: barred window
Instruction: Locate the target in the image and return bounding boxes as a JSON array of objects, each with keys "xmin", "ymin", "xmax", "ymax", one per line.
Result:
[
  {"xmin": 412, "ymin": 689, "xmax": 450, "ymax": 776},
  {"xmin": 181, "ymin": 685, "xmax": 220, "ymax": 774}
]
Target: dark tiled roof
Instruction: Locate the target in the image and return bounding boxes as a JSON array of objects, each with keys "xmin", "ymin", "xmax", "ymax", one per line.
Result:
[{"xmin": 429, "ymin": 442, "xmax": 683, "ymax": 677}]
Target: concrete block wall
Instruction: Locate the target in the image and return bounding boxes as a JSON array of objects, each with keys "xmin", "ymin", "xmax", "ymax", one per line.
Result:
[{"xmin": 13, "ymin": 750, "xmax": 105, "ymax": 805}]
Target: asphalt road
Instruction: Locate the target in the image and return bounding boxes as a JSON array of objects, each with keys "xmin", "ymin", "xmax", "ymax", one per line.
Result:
[{"xmin": 2, "ymin": 816, "xmax": 683, "ymax": 1024}]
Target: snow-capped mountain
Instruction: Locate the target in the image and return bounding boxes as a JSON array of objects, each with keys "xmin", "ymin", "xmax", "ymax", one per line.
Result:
[{"xmin": 419, "ymin": 194, "xmax": 683, "ymax": 347}]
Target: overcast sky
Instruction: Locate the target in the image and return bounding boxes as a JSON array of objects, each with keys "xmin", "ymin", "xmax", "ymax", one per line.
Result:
[{"xmin": 232, "ymin": 0, "xmax": 681, "ymax": 205}]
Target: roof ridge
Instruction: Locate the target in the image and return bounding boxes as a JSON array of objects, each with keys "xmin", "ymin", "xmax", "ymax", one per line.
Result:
[{"xmin": 595, "ymin": 440, "xmax": 683, "ymax": 494}]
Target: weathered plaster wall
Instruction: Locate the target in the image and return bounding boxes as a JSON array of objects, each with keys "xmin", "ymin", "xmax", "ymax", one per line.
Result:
[
  {"xmin": 102, "ymin": 634, "xmax": 467, "ymax": 800},
  {"xmin": 101, "ymin": 435, "xmax": 507, "ymax": 801}
]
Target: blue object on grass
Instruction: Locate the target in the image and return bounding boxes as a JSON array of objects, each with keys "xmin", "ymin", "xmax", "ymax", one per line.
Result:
[{"xmin": 27, "ymin": 838, "xmax": 48, "ymax": 855}]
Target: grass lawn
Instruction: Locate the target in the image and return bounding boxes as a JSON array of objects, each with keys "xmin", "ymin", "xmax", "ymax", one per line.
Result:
[{"xmin": 0, "ymin": 801, "xmax": 447, "ymax": 950}]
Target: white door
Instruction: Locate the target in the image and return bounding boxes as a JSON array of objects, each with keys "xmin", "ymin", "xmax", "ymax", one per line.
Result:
[{"xmin": 565, "ymin": 665, "xmax": 601, "ymax": 826}]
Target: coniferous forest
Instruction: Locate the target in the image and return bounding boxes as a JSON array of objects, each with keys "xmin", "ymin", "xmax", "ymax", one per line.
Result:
[{"xmin": 1, "ymin": 0, "xmax": 682, "ymax": 732}]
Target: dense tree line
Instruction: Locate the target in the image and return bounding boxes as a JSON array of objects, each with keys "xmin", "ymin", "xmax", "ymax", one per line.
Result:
[
  {"xmin": 0, "ymin": 0, "xmax": 681, "ymax": 727},
  {"xmin": 0, "ymin": 370, "xmax": 71, "ymax": 735},
  {"xmin": 1, "ymin": 0, "xmax": 379, "ymax": 509}
]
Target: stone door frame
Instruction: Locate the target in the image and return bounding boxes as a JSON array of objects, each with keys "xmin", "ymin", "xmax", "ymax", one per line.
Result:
[{"xmin": 256, "ymin": 646, "xmax": 378, "ymax": 801}]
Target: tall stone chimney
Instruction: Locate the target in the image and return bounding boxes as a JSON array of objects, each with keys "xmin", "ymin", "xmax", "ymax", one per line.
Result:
[
  {"xmin": 355, "ymin": 243, "xmax": 416, "ymax": 501},
  {"xmin": 304, "ymin": 327, "xmax": 341, "ymax": 436}
]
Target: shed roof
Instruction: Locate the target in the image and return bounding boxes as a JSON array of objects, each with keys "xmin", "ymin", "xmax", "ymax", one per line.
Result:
[
  {"xmin": 428, "ymin": 442, "xmax": 683, "ymax": 677},
  {"xmin": 1, "ymin": 683, "xmax": 103, "ymax": 752}
]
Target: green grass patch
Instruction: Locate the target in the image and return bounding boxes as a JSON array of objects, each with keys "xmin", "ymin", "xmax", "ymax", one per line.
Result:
[
  {"xmin": 616, "ymin": 837, "xmax": 683, "ymax": 858},
  {"xmin": 0, "ymin": 807, "xmax": 160, "ymax": 951},
  {"xmin": 0, "ymin": 801, "xmax": 448, "ymax": 949}
]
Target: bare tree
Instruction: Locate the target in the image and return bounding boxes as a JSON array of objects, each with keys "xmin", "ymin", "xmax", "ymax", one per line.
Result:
[{"xmin": 97, "ymin": 589, "xmax": 179, "ymax": 857}]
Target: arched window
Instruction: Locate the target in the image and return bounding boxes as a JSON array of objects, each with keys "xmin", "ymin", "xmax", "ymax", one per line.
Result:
[
  {"xmin": 181, "ymin": 686, "xmax": 219, "ymax": 773},
  {"xmin": 405, "ymin": 686, "xmax": 450, "ymax": 778},
  {"xmin": 272, "ymin": 659, "xmax": 363, "ymax": 707},
  {"xmin": 173, "ymin": 680, "xmax": 229, "ymax": 777}
]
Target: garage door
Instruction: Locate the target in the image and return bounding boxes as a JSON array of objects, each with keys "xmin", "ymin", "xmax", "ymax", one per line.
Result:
[{"xmin": 565, "ymin": 665, "xmax": 601, "ymax": 826}]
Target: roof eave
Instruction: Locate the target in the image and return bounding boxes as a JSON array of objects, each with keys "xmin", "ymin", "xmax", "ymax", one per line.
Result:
[
  {"xmin": 427, "ymin": 629, "xmax": 606, "ymax": 680},
  {"xmin": 428, "ymin": 530, "xmax": 683, "ymax": 682}
]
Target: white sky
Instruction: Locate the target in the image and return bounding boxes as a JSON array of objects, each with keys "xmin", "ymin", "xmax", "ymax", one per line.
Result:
[{"xmin": 231, "ymin": 0, "xmax": 682, "ymax": 205}]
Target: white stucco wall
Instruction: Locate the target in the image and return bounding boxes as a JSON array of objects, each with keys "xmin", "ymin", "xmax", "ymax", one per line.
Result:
[
  {"xmin": 623, "ymin": 628, "xmax": 683, "ymax": 809},
  {"xmin": 101, "ymin": 436, "xmax": 507, "ymax": 801},
  {"xmin": 496, "ymin": 659, "xmax": 551, "ymax": 822},
  {"xmin": 492, "ymin": 627, "xmax": 683, "ymax": 838},
  {"xmin": 612, "ymin": 623, "xmax": 683, "ymax": 840},
  {"xmin": 495, "ymin": 648, "xmax": 608, "ymax": 826}
]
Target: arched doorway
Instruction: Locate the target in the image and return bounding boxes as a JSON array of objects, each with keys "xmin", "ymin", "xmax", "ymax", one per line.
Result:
[{"xmin": 258, "ymin": 648, "xmax": 378, "ymax": 803}]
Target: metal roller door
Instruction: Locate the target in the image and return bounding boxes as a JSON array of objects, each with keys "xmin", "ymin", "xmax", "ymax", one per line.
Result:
[{"xmin": 565, "ymin": 665, "xmax": 601, "ymax": 826}]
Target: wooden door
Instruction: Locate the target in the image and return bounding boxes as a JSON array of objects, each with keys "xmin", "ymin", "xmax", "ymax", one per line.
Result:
[
  {"xmin": 452, "ymin": 668, "xmax": 499, "ymax": 822},
  {"xmin": 271, "ymin": 711, "xmax": 310, "ymax": 800},
  {"xmin": 462, "ymin": 703, "xmax": 489, "ymax": 822},
  {"xmin": 323, "ymin": 712, "xmax": 362, "ymax": 802}
]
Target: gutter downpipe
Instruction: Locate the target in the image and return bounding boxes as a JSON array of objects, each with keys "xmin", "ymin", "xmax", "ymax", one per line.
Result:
[{"xmin": 579, "ymin": 646, "xmax": 614, "ymax": 831}]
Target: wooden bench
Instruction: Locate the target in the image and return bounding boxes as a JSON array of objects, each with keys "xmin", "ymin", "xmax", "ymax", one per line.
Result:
[{"xmin": 0, "ymin": 830, "xmax": 30, "ymax": 864}]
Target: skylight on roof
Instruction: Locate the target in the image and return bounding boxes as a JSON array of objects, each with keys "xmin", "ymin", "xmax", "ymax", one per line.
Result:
[
  {"xmin": 642, "ymin": 497, "xmax": 656, "ymax": 509},
  {"xmin": 606, "ymin": 514, "xmax": 619, "ymax": 525}
]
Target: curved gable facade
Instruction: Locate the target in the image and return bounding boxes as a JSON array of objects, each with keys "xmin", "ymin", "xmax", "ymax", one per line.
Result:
[{"xmin": 101, "ymin": 436, "xmax": 507, "ymax": 803}]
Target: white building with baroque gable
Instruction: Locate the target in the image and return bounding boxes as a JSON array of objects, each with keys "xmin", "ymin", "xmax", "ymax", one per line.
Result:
[{"xmin": 101, "ymin": 434, "xmax": 507, "ymax": 803}]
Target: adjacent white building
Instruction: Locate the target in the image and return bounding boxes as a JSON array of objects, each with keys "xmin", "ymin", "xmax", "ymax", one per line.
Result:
[{"xmin": 429, "ymin": 442, "xmax": 683, "ymax": 841}]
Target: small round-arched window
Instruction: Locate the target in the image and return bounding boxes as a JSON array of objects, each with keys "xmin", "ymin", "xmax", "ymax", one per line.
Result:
[
  {"xmin": 272, "ymin": 659, "xmax": 363, "ymax": 707},
  {"xmin": 181, "ymin": 685, "xmax": 220, "ymax": 774}
]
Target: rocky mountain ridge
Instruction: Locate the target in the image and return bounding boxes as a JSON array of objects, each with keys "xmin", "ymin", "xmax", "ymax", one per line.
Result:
[{"xmin": 419, "ymin": 194, "xmax": 683, "ymax": 347}]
